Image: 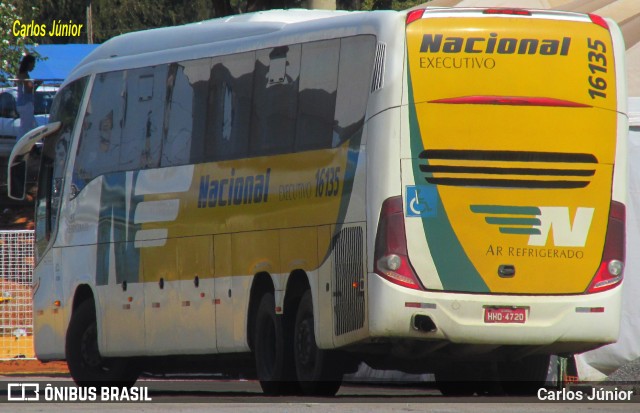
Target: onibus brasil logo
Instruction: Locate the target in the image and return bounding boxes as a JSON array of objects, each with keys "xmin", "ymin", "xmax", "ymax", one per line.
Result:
[{"xmin": 471, "ymin": 205, "xmax": 594, "ymax": 247}]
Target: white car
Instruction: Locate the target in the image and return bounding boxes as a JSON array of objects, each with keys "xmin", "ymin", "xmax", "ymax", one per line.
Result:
[{"xmin": 0, "ymin": 85, "xmax": 57, "ymax": 157}]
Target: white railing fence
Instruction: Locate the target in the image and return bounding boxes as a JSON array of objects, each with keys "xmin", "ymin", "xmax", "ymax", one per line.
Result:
[{"xmin": 0, "ymin": 230, "xmax": 35, "ymax": 360}]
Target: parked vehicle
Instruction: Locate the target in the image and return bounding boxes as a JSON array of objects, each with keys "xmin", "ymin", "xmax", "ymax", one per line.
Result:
[{"xmin": 0, "ymin": 85, "xmax": 57, "ymax": 157}]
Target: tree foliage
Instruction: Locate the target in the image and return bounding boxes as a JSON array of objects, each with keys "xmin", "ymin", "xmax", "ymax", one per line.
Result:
[
  {"xmin": 340, "ymin": 0, "xmax": 425, "ymax": 10},
  {"xmin": 0, "ymin": 2, "xmax": 42, "ymax": 83}
]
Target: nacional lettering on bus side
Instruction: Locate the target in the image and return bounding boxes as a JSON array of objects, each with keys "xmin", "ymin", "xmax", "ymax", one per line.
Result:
[{"xmin": 198, "ymin": 168, "xmax": 271, "ymax": 208}]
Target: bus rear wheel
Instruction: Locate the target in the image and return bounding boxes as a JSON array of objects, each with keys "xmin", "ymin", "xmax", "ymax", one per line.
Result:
[
  {"xmin": 65, "ymin": 300, "xmax": 138, "ymax": 388},
  {"xmin": 254, "ymin": 292, "xmax": 298, "ymax": 395},
  {"xmin": 293, "ymin": 290, "xmax": 342, "ymax": 396},
  {"xmin": 498, "ymin": 354, "xmax": 551, "ymax": 395},
  {"xmin": 435, "ymin": 363, "xmax": 480, "ymax": 396},
  {"xmin": 435, "ymin": 361, "xmax": 504, "ymax": 396}
]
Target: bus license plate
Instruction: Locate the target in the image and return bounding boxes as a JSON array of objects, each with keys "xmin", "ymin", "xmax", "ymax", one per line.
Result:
[{"xmin": 484, "ymin": 307, "xmax": 526, "ymax": 324}]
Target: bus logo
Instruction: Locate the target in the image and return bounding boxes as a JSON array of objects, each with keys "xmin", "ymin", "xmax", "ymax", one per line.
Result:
[
  {"xmin": 406, "ymin": 185, "xmax": 437, "ymax": 218},
  {"xmin": 419, "ymin": 34, "xmax": 571, "ymax": 56},
  {"xmin": 471, "ymin": 205, "xmax": 594, "ymax": 247},
  {"xmin": 7, "ymin": 383, "xmax": 40, "ymax": 401}
]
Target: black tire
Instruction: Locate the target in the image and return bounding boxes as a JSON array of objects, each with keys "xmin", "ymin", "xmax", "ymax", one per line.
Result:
[
  {"xmin": 435, "ymin": 361, "xmax": 503, "ymax": 396},
  {"xmin": 254, "ymin": 292, "xmax": 298, "ymax": 395},
  {"xmin": 65, "ymin": 300, "xmax": 138, "ymax": 388},
  {"xmin": 498, "ymin": 354, "xmax": 551, "ymax": 395},
  {"xmin": 294, "ymin": 290, "xmax": 342, "ymax": 396},
  {"xmin": 435, "ymin": 366, "xmax": 478, "ymax": 397}
]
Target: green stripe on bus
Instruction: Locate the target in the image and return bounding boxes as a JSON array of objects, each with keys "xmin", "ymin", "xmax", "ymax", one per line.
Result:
[
  {"xmin": 471, "ymin": 205, "xmax": 541, "ymax": 215},
  {"xmin": 499, "ymin": 227, "xmax": 542, "ymax": 235},
  {"xmin": 485, "ymin": 217, "xmax": 541, "ymax": 226},
  {"xmin": 407, "ymin": 64, "xmax": 489, "ymax": 294}
]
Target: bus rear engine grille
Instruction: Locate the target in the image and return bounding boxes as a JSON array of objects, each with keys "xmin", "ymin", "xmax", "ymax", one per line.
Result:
[
  {"xmin": 332, "ymin": 226, "xmax": 365, "ymax": 337},
  {"xmin": 371, "ymin": 42, "xmax": 386, "ymax": 93},
  {"xmin": 418, "ymin": 150, "xmax": 597, "ymax": 189}
]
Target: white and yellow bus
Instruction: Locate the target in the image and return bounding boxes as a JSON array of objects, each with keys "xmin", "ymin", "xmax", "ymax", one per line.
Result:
[{"xmin": 9, "ymin": 7, "xmax": 628, "ymax": 395}]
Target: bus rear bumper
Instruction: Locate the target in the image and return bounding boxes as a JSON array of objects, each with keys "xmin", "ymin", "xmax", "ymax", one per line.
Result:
[{"xmin": 367, "ymin": 273, "xmax": 622, "ymax": 350}]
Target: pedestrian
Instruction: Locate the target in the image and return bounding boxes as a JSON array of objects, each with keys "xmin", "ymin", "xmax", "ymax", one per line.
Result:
[{"xmin": 16, "ymin": 54, "xmax": 42, "ymax": 138}]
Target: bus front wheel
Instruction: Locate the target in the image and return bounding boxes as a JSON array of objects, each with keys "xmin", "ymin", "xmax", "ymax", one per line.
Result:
[
  {"xmin": 65, "ymin": 300, "xmax": 138, "ymax": 388},
  {"xmin": 293, "ymin": 290, "xmax": 342, "ymax": 396}
]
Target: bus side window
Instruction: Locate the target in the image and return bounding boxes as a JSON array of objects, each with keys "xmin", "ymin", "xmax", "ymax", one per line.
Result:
[
  {"xmin": 73, "ymin": 71, "xmax": 125, "ymax": 193},
  {"xmin": 162, "ymin": 59, "xmax": 211, "ymax": 166},
  {"xmin": 162, "ymin": 63, "xmax": 190, "ymax": 167},
  {"xmin": 333, "ymin": 35, "xmax": 376, "ymax": 146},
  {"xmin": 119, "ymin": 66, "xmax": 166, "ymax": 171},
  {"xmin": 207, "ymin": 52, "xmax": 254, "ymax": 161},
  {"xmin": 250, "ymin": 45, "xmax": 301, "ymax": 156},
  {"xmin": 295, "ymin": 39, "xmax": 339, "ymax": 152}
]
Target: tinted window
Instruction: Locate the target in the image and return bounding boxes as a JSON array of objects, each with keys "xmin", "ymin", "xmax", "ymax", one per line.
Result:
[
  {"xmin": 207, "ymin": 52, "xmax": 254, "ymax": 161},
  {"xmin": 295, "ymin": 40, "xmax": 339, "ymax": 151},
  {"xmin": 73, "ymin": 71, "xmax": 126, "ymax": 193},
  {"xmin": 119, "ymin": 66, "xmax": 167, "ymax": 171},
  {"xmin": 34, "ymin": 91, "xmax": 55, "ymax": 115},
  {"xmin": 70, "ymin": 35, "xmax": 376, "ymax": 184},
  {"xmin": 162, "ymin": 59, "xmax": 211, "ymax": 166},
  {"xmin": 250, "ymin": 45, "xmax": 301, "ymax": 156},
  {"xmin": 334, "ymin": 36, "xmax": 376, "ymax": 146}
]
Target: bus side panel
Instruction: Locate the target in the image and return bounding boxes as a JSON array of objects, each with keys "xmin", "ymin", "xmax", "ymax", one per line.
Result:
[
  {"xmin": 33, "ymin": 253, "xmax": 64, "ymax": 359},
  {"xmin": 315, "ymin": 225, "xmax": 334, "ymax": 349},
  {"xmin": 214, "ymin": 234, "xmax": 234, "ymax": 353},
  {"xmin": 176, "ymin": 236, "xmax": 216, "ymax": 353}
]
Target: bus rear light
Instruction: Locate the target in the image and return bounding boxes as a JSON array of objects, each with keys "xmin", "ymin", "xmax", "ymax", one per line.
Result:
[
  {"xmin": 381, "ymin": 254, "xmax": 402, "ymax": 271},
  {"xmin": 589, "ymin": 14, "xmax": 609, "ymax": 30},
  {"xmin": 576, "ymin": 307, "xmax": 605, "ymax": 313},
  {"xmin": 586, "ymin": 201, "xmax": 625, "ymax": 294},
  {"xmin": 377, "ymin": 254, "xmax": 419, "ymax": 288},
  {"xmin": 483, "ymin": 8, "xmax": 531, "ymax": 16},
  {"xmin": 429, "ymin": 95, "xmax": 590, "ymax": 108},
  {"xmin": 374, "ymin": 196, "xmax": 424, "ymax": 290},
  {"xmin": 405, "ymin": 302, "xmax": 436, "ymax": 309},
  {"xmin": 406, "ymin": 9, "xmax": 424, "ymax": 25}
]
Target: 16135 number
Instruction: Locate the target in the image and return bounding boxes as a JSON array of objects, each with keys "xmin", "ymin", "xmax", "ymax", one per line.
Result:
[
  {"xmin": 587, "ymin": 38, "xmax": 608, "ymax": 99},
  {"xmin": 315, "ymin": 167, "xmax": 341, "ymax": 198}
]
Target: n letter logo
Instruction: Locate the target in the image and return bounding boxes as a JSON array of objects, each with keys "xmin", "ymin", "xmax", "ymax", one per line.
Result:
[{"xmin": 528, "ymin": 207, "xmax": 594, "ymax": 247}]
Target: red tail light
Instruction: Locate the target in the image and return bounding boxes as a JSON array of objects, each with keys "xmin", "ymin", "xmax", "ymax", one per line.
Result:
[
  {"xmin": 374, "ymin": 196, "xmax": 424, "ymax": 290},
  {"xmin": 429, "ymin": 95, "xmax": 591, "ymax": 108},
  {"xmin": 589, "ymin": 14, "xmax": 609, "ymax": 30},
  {"xmin": 406, "ymin": 9, "xmax": 424, "ymax": 25},
  {"xmin": 586, "ymin": 201, "xmax": 625, "ymax": 293},
  {"xmin": 483, "ymin": 8, "xmax": 531, "ymax": 16}
]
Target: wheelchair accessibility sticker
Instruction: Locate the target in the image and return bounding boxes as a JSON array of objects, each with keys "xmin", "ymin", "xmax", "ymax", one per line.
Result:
[{"xmin": 405, "ymin": 185, "xmax": 437, "ymax": 218}]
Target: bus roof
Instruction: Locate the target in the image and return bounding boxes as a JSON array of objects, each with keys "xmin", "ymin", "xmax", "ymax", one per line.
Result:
[
  {"xmin": 65, "ymin": 7, "xmax": 605, "ymax": 88},
  {"xmin": 68, "ymin": 9, "xmax": 383, "ymax": 85}
]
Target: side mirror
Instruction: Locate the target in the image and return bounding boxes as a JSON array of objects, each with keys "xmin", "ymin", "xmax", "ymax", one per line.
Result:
[
  {"xmin": 7, "ymin": 121, "xmax": 61, "ymax": 200},
  {"xmin": 8, "ymin": 159, "xmax": 27, "ymax": 200}
]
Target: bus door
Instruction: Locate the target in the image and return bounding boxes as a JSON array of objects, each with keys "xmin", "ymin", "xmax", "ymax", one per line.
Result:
[{"xmin": 29, "ymin": 78, "xmax": 88, "ymax": 357}]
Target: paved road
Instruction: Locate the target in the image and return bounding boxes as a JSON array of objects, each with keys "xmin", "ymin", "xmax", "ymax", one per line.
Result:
[{"xmin": 1, "ymin": 377, "xmax": 638, "ymax": 412}]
